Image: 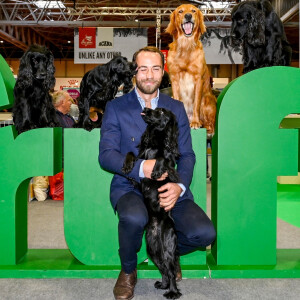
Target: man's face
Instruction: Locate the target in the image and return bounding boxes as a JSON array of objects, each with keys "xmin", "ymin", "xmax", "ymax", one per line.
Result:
[
  {"xmin": 135, "ymin": 51, "xmax": 164, "ymax": 95},
  {"xmin": 62, "ymin": 95, "xmax": 72, "ymax": 113}
]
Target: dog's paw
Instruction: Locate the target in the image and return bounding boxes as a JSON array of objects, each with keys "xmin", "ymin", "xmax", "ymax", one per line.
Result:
[
  {"xmin": 168, "ymin": 170, "xmax": 179, "ymax": 183},
  {"xmin": 190, "ymin": 121, "xmax": 202, "ymax": 129},
  {"xmin": 122, "ymin": 163, "xmax": 134, "ymax": 174},
  {"xmin": 163, "ymin": 290, "xmax": 182, "ymax": 299},
  {"xmin": 151, "ymin": 170, "xmax": 164, "ymax": 180},
  {"xmin": 122, "ymin": 153, "xmax": 136, "ymax": 174},
  {"xmin": 154, "ymin": 281, "xmax": 168, "ymax": 290}
]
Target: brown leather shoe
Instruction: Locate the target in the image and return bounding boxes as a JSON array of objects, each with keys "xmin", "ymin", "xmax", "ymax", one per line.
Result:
[{"xmin": 113, "ymin": 269, "xmax": 137, "ymax": 300}]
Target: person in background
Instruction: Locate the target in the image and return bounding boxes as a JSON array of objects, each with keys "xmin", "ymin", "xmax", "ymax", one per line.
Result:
[
  {"xmin": 52, "ymin": 90, "xmax": 75, "ymax": 128},
  {"xmin": 69, "ymin": 96, "xmax": 80, "ymax": 120}
]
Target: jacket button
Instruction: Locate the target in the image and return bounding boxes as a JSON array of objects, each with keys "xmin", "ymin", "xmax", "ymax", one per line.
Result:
[{"xmin": 131, "ymin": 137, "xmax": 135, "ymax": 141}]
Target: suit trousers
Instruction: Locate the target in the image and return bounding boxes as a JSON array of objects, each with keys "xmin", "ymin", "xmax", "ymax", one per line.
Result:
[{"xmin": 116, "ymin": 191, "xmax": 216, "ymax": 274}]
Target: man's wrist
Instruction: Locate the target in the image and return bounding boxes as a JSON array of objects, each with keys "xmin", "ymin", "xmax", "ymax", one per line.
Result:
[
  {"xmin": 139, "ymin": 160, "xmax": 146, "ymax": 178},
  {"xmin": 177, "ymin": 183, "xmax": 186, "ymax": 197}
]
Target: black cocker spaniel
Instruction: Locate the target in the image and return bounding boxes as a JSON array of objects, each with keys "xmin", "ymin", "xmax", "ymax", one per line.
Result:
[
  {"xmin": 122, "ymin": 107, "xmax": 182, "ymax": 299},
  {"xmin": 13, "ymin": 44, "xmax": 58, "ymax": 134},
  {"xmin": 77, "ymin": 56, "xmax": 137, "ymax": 131},
  {"xmin": 231, "ymin": 0, "xmax": 292, "ymax": 73}
]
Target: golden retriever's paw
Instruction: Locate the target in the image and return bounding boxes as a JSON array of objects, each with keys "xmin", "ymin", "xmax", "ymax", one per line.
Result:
[{"xmin": 190, "ymin": 121, "xmax": 202, "ymax": 129}]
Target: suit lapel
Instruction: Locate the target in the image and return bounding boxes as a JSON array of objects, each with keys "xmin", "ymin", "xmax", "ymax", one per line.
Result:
[
  {"xmin": 157, "ymin": 93, "xmax": 172, "ymax": 110},
  {"xmin": 127, "ymin": 90, "xmax": 147, "ymax": 133}
]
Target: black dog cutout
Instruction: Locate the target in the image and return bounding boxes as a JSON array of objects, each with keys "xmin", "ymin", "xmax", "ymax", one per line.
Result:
[
  {"xmin": 122, "ymin": 107, "xmax": 182, "ymax": 299},
  {"xmin": 77, "ymin": 56, "xmax": 137, "ymax": 131},
  {"xmin": 13, "ymin": 44, "xmax": 58, "ymax": 134},
  {"xmin": 231, "ymin": 0, "xmax": 292, "ymax": 73}
]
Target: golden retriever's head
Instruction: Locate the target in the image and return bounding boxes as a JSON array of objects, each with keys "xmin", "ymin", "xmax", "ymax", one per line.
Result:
[{"xmin": 166, "ymin": 4, "xmax": 206, "ymax": 41}]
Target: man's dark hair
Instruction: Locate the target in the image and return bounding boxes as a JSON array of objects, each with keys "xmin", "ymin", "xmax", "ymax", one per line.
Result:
[{"xmin": 132, "ymin": 46, "xmax": 165, "ymax": 69}]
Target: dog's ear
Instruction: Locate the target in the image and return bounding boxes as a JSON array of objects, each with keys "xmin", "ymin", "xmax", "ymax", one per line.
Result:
[
  {"xmin": 247, "ymin": 10, "xmax": 265, "ymax": 46},
  {"xmin": 196, "ymin": 8, "xmax": 206, "ymax": 38},
  {"xmin": 46, "ymin": 50, "xmax": 56, "ymax": 90},
  {"xmin": 17, "ymin": 51, "xmax": 33, "ymax": 88},
  {"xmin": 165, "ymin": 10, "xmax": 178, "ymax": 38},
  {"xmin": 165, "ymin": 114, "xmax": 180, "ymax": 158}
]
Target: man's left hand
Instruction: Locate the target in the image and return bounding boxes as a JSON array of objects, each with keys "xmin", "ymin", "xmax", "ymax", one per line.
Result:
[{"xmin": 158, "ymin": 183, "xmax": 182, "ymax": 211}]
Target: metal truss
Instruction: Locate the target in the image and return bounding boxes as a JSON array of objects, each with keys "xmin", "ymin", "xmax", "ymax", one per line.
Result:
[
  {"xmin": 0, "ymin": 0, "xmax": 298, "ymax": 58},
  {"xmin": 0, "ymin": 1, "xmax": 238, "ymax": 26}
]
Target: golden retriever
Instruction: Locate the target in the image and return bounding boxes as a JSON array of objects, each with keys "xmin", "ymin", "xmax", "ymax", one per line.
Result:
[{"xmin": 166, "ymin": 4, "xmax": 216, "ymax": 134}]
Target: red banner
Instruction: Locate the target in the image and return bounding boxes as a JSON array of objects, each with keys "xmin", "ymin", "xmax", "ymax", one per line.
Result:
[
  {"xmin": 79, "ymin": 28, "xmax": 96, "ymax": 48},
  {"xmin": 161, "ymin": 50, "xmax": 169, "ymax": 72}
]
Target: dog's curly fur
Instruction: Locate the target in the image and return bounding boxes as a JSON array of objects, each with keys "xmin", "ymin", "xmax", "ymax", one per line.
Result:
[
  {"xmin": 13, "ymin": 44, "xmax": 58, "ymax": 134},
  {"xmin": 231, "ymin": 0, "xmax": 292, "ymax": 73},
  {"xmin": 122, "ymin": 107, "xmax": 182, "ymax": 299},
  {"xmin": 76, "ymin": 56, "xmax": 137, "ymax": 131}
]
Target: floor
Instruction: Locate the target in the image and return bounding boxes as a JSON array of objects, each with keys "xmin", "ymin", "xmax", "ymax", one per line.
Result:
[{"xmin": 0, "ymin": 181, "xmax": 300, "ymax": 299}]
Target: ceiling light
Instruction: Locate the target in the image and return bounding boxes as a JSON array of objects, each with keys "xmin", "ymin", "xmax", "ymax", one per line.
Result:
[
  {"xmin": 67, "ymin": 40, "xmax": 71, "ymax": 44},
  {"xmin": 0, "ymin": 40, "xmax": 3, "ymax": 43},
  {"xmin": 34, "ymin": 1, "xmax": 66, "ymax": 9}
]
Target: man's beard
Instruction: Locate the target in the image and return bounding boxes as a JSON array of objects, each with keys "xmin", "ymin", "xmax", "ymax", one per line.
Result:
[{"xmin": 136, "ymin": 78, "xmax": 162, "ymax": 95}]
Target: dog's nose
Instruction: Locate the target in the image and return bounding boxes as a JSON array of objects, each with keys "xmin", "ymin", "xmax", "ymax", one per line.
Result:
[{"xmin": 185, "ymin": 13, "xmax": 192, "ymax": 22}]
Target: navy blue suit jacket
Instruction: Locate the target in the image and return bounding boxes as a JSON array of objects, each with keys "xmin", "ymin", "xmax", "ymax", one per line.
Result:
[{"xmin": 99, "ymin": 90, "xmax": 195, "ymax": 210}]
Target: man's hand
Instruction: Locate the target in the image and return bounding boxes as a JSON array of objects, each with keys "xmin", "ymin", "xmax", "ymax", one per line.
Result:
[
  {"xmin": 143, "ymin": 160, "xmax": 168, "ymax": 181},
  {"xmin": 158, "ymin": 183, "xmax": 182, "ymax": 211}
]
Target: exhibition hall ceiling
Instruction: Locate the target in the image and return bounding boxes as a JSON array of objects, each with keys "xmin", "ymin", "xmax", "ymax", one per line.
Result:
[{"xmin": 0, "ymin": 0, "xmax": 299, "ymax": 60}]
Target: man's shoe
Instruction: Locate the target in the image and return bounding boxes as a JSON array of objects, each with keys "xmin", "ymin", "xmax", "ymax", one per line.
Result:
[{"xmin": 113, "ymin": 269, "xmax": 137, "ymax": 300}]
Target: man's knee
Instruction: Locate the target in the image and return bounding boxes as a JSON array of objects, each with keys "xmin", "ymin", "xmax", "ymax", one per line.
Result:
[
  {"xmin": 118, "ymin": 208, "xmax": 148, "ymax": 231},
  {"xmin": 187, "ymin": 222, "xmax": 216, "ymax": 247}
]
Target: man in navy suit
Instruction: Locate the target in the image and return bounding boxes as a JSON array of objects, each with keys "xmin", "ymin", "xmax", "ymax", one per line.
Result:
[{"xmin": 99, "ymin": 47, "xmax": 216, "ymax": 300}]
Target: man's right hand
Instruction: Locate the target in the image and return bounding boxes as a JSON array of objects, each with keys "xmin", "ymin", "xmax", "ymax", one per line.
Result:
[{"xmin": 143, "ymin": 159, "xmax": 168, "ymax": 181}]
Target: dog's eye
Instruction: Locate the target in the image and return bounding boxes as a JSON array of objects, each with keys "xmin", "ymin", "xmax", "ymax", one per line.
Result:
[
  {"xmin": 178, "ymin": 9, "xmax": 183, "ymax": 13},
  {"xmin": 192, "ymin": 9, "xmax": 196, "ymax": 13}
]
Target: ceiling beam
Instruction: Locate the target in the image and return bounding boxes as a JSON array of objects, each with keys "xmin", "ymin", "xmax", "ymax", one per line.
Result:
[
  {"xmin": 0, "ymin": 20, "xmax": 232, "ymax": 27},
  {"xmin": 281, "ymin": 3, "xmax": 299, "ymax": 23},
  {"xmin": 0, "ymin": 25, "xmax": 54, "ymax": 51}
]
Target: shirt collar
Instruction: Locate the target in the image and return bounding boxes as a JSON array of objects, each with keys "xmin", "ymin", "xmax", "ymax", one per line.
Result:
[{"xmin": 134, "ymin": 87, "xmax": 159, "ymax": 110}]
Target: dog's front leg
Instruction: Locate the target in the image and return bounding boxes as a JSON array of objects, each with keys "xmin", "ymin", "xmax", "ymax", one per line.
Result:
[
  {"xmin": 190, "ymin": 75, "xmax": 203, "ymax": 129},
  {"xmin": 122, "ymin": 152, "xmax": 137, "ymax": 174},
  {"xmin": 151, "ymin": 157, "xmax": 166, "ymax": 180},
  {"xmin": 169, "ymin": 74, "xmax": 180, "ymax": 101}
]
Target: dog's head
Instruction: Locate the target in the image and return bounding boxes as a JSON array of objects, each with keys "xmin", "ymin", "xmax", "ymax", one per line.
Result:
[
  {"xmin": 141, "ymin": 107, "xmax": 177, "ymax": 131},
  {"xmin": 108, "ymin": 55, "xmax": 137, "ymax": 93},
  {"xmin": 231, "ymin": 2, "xmax": 265, "ymax": 46},
  {"xmin": 108, "ymin": 56, "xmax": 137, "ymax": 80},
  {"xmin": 18, "ymin": 44, "xmax": 55, "ymax": 89},
  {"xmin": 166, "ymin": 4, "xmax": 206, "ymax": 41}
]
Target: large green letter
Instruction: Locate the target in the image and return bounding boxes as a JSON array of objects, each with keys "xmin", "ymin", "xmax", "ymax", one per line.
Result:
[
  {"xmin": 212, "ymin": 67, "xmax": 300, "ymax": 265},
  {"xmin": 0, "ymin": 55, "xmax": 62, "ymax": 265},
  {"xmin": 64, "ymin": 129, "xmax": 207, "ymax": 266}
]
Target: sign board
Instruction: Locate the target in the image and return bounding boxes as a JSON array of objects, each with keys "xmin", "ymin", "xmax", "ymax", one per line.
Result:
[{"xmin": 74, "ymin": 28, "xmax": 148, "ymax": 64}]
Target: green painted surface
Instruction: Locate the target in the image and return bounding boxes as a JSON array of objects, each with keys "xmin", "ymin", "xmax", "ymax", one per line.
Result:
[
  {"xmin": 208, "ymin": 249, "xmax": 300, "ymax": 278},
  {"xmin": 64, "ymin": 129, "xmax": 123, "ymax": 266},
  {"xmin": 181, "ymin": 129, "xmax": 207, "ymax": 265},
  {"xmin": 0, "ymin": 127, "xmax": 62, "ymax": 265},
  {"xmin": 277, "ymin": 184, "xmax": 300, "ymax": 228},
  {"xmin": 0, "ymin": 54, "xmax": 15, "ymax": 108},
  {"xmin": 0, "ymin": 249, "xmax": 299, "ymax": 278},
  {"xmin": 0, "ymin": 55, "xmax": 62, "ymax": 265},
  {"xmin": 212, "ymin": 67, "xmax": 300, "ymax": 265},
  {"xmin": 64, "ymin": 128, "xmax": 207, "ymax": 266}
]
